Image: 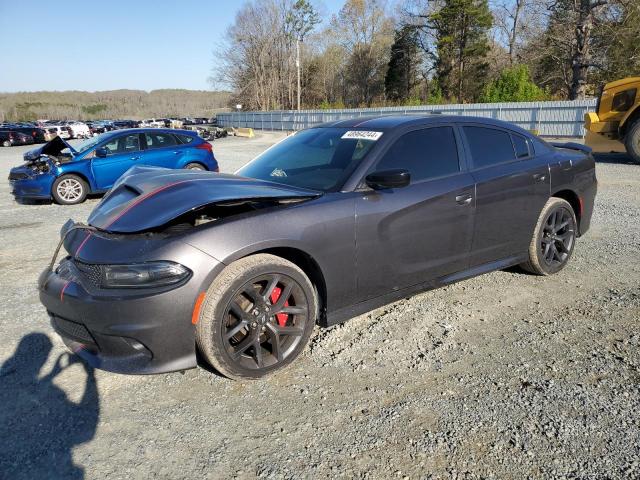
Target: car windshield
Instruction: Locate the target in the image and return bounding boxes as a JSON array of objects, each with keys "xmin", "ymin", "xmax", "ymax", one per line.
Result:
[
  {"xmin": 236, "ymin": 127, "xmax": 380, "ymax": 192},
  {"xmin": 73, "ymin": 132, "xmax": 112, "ymax": 154}
]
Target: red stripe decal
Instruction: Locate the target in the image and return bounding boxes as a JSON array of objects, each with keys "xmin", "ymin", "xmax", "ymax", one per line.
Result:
[
  {"xmin": 60, "ymin": 281, "xmax": 71, "ymax": 302},
  {"xmin": 75, "ymin": 231, "xmax": 92, "ymax": 257},
  {"xmin": 104, "ymin": 179, "xmax": 193, "ymax": 229}
]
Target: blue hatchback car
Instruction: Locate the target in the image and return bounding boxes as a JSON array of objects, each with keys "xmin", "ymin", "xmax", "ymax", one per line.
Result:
[{"xmin": 8, "ymin": 128, "xmax": 219, "ymax": 204}]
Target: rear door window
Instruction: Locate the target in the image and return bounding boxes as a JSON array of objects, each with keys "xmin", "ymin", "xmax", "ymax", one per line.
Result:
[
  {"xmin": 375, "ymin": 126, "xmax": 460, "ymax": 182},
  {"xmin": 463, "ymin": 126, "xmax": 516, "ymax": 168},
  {"xmin": 145, "ymin": 132, "xmax": 177, "ymax": 149},
  {"xmin": 176, "ymin": 134, "xmax": 195, "ymax": 144},
  {"xmin": 512, "ymin": 134, "xmax": 531, "ymax": 159}
]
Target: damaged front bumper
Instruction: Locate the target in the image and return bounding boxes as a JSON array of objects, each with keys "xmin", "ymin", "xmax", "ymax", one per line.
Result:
[
  {"xmin": 38, "ymin": 221, "xmax": 225, "ymax": 374},
  {"xmin": 8, "ymin": 167, "xmax": 56, "ymax": 200}
]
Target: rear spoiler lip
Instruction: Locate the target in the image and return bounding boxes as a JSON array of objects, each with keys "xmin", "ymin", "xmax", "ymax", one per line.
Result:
[{"xmin": 550, "ymin": 141, "xmax": 592, "ymax": 153}]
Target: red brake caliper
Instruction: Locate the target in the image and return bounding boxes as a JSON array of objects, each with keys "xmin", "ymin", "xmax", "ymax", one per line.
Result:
[{"xmin": 270, "ymin": 286, "xmax": 289, "ymax": 327}]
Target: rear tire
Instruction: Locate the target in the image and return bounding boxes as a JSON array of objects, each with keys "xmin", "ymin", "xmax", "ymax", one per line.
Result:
[
  {"xmin": 624, "ymin": 120, "xmax": 640, "ymax": 164},
  {"xmin": 521, "ymin": 197, "xmax": 577, "ymax": 275},
  {"xmin": 185, "ymin": 162, "xmax": 206, "ymax": 171},
  {"xmin": 51, "ymin": 174, "xmax": 88, "ymax": 205},
  {"xmin": 2, "ymin": 140, "xmax": 11, "ymax": 147},
  {"xmin": 196, "ymin": 254, "xmax": 317, "ymax": 380}
]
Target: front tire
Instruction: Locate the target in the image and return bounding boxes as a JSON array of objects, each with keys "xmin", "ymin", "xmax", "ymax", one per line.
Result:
[
  {"xmin": 196, "ymin": 254, "xmax": 317, "ymax": 380},
  {"xmin": 624, "ymin": 120, "xmax": 640, "ymax": 164},
  {"xmin": 2, "ymin": 140, "xmax": 11, "ymax": 147},
  {"xmin": 52, "ymin": 174, "xmax": 88, "ymax": 205},
  {"xmin": 521, "ymin": 197, "xmax": 577, "ymax": 275}
]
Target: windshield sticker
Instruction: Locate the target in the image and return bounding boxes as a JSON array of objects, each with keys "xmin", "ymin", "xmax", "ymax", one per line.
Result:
[{"xmin": 341, "ymin": 131, "xmax": 383, "ymax": 141}]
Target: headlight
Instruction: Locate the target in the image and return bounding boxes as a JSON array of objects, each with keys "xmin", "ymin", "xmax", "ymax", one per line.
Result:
[{"xmin": 102, "ymin": 261, "xmax": 190, "ymax": 288}]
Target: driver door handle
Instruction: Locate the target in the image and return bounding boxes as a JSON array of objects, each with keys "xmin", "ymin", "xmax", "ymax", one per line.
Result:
[
  {"xmin": 533, "ymin": 173, "xmax": 547, "ymax": 182},
  {"xmin": 455, "ymin": 193, "xmax": 473, "ymax": 205},
  {"xmin": 130, "ymin": 156, "xmax": 140, "ymax": 160}
]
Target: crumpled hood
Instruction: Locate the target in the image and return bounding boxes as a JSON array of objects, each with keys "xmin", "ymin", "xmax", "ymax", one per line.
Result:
[
  {"xmin": 23, "ymin": 136, "xmax": 76, "ymax": 161},
  {"xmin": 88, "ymin": 165, "xmax": 321, "ymax": 233}
]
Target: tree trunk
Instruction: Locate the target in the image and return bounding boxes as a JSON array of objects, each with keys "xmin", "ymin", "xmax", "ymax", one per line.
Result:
[
  {"xmin": 296, "ymin": 39, "xmax": 301, "ymax": 110},
  {"xmin": 508, "ymin": 0, "xmax": 523, "ymax": 65},
  {"xmin": 569, "ymin": 0, "xmax": 607, "ymax": 100}
]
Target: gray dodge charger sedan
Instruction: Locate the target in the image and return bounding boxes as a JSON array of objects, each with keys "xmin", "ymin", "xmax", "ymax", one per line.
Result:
[{"xmin": 39, "ymin": 115, "xmax": 597, "ymax": 379}]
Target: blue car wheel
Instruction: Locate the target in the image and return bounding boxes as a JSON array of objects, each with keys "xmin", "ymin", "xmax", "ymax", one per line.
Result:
[
  {"xmin": 52, "ymin": 174, "xmax": 88, "ymax": 205},
  {"xmin": 184, "ymin": 162, "xmax": 206, "ymax": 171}
]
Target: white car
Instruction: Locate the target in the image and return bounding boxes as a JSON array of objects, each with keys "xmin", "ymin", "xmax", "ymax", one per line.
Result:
[
  {"xmin": 46, "ymin": 126, "xmax": 72, "ymax": 139},
  {"xmin": 66, "ymin": 122, "xmax": 91, "ymax": 139},
  {"xmin": 141, "ymin": 118, "xmax": 166, "ymax": 128}
]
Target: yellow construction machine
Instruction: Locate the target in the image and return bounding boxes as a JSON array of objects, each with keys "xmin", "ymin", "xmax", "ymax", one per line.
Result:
[{"xmin": 584, "ymin": 76, "xmax": 640, "ymax": 163}]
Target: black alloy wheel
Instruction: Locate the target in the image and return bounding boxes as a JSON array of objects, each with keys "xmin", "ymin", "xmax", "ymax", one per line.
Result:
[
  {"xmin": 222, "ymin": 273, "xmax": 308, "ymax": 370},
  {"xmin": 521, "ymin": 197, "xmax": 577, "ymax": 275},
  {"xmin": 196, "ymin": 254, "xmax": 316, "ymax": 380},
  {"xmin": 540, "ymin": 207, "xmax": 575, "ymax": 267}
]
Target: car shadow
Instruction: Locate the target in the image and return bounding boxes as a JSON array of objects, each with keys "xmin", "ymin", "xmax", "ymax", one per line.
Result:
[
  {"xmin": 13, "ymin": 198, "xmax": 53, "ymax": 205},
  {"xmin": 593, "ymin": 152, "xmax": 637, "ymax": 165},
  {"xmin": 14, "ymin": 193, "xmax": 104, "ymax": 206},
  {"xmin": 195, "ymin": 348, "xmax": 227, "ymax": 378},
  {"xmin": 0, "ymin": 333, "xmax": 99, "ymax": 479},
  {"xmin": 502, "ymin": 264, "xmax": 531, "ymax": 275}
]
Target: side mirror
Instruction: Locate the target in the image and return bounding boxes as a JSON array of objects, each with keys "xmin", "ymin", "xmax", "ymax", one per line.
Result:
[
  {"xmin": 95, "ymin": 147, "xmax": 108, "ymax": 158},
  {"xmin": 365, "ymin": 169, "xmax": 411, "ymax": 190}
]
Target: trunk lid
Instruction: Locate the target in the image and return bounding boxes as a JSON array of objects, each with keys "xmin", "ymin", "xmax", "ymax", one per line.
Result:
[{"xmin": 87, "ymin": 165, "xmax": 321, "ymax": 233}]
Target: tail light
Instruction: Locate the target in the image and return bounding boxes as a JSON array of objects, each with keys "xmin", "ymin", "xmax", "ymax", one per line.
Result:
[
  {"xmin": 196, "ymin": 142, "xmax": 213, "ymax": 152},
  {"xmin": 9, "ymin": 132, "xmax": 14, "ymax": 140}
]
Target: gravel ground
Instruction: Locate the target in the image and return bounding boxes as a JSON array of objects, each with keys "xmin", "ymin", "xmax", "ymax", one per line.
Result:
[{"xmin": 0, "ymin": 132, "xmax": 638, "ymax": 479}]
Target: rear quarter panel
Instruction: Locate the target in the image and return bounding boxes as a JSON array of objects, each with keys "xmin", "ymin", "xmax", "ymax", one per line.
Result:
[
  {"xmin": 549, "ymin": 148, "xmax": 597, "ymax": 235},
  {"xmin": 179, "ymin": 144, "xmax": 217, "ymax": 170}
]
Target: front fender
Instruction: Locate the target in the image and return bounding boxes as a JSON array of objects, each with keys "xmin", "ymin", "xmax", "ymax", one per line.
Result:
[
  {"xmin": 183, "ymin": 193, "xmax": 358, "ymax": 315},
  {"xmin": 57, "ymin": 159, "xmax": 99, "ymax": 192}
]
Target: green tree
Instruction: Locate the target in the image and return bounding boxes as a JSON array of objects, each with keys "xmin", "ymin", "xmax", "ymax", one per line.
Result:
[
  {"xmin": 528, "ymin": 0, "xmax": 613, "ymax": 99},
  {"xmin": 430, "ymin": 0, "xmax": 493, "ymax": 103},
  {"xmin": 427, "ymin": 80, "xmax": 445, "ymax": 104},
  {"xmin": 385, "ymin": 25, "xmax": 421, "ymax": 102},
  {"xmin": 331, "ymin": 0, "xmax": 394, "ymax": 106},
  {"xmin": 591, "ymin": 0, "xmax": 640, "ymax": 87},
  {"xmin": 480, "ymin": 64, "xmax": 549, "ymax": 102}
]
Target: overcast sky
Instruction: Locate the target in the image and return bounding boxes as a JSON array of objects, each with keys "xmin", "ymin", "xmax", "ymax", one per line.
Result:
[{"xmin": 0, "ymin": 0, "xmax": 345, "ymax": 92}]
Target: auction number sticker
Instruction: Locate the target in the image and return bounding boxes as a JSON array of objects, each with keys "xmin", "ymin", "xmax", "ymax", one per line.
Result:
[{"xmin": 341, "ymin": 131, "xmax": 383, "ymax": 141}]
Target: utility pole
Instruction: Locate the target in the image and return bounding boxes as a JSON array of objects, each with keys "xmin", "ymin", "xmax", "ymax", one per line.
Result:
[
  {"xmin": 286, "ymin": 0, "xmax": 319, "ymax": 112},
  {"xmin": 296, "ymin": 38, "xmax": 301, "ymax": 111}
]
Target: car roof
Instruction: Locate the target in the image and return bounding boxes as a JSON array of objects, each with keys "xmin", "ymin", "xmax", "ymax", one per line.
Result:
[
  {"xmin": 96, "ymin": 128, "xmax": 200, "ymax": 138},
  {"xmin": 316, "ymin": 114, "xmax": 531, "ymax": 134},
  {"xmin": 103, "ymin": 128, "xmax": 199, "ymax": 136}
]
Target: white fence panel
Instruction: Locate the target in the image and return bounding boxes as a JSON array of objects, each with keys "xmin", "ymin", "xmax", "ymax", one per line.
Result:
[{"xmin": 217, "ymin": 100, "xmax": 596, "ymax": 137}]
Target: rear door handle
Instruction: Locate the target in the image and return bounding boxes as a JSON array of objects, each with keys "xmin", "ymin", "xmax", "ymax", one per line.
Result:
[
  {"xmin": 533, "ymin": 173, "xmax": 547, "ymax": 182},
  {"xmin": 130, "ymin": 156, "xmax": 140, "ymax": 160},
  {"xmin": 455, "ymin": 193, "xmax": 473, "ymax": 205}
]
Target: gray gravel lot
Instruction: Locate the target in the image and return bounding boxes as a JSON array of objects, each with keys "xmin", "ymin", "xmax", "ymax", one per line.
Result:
[{"xmin": 0, "ymin": 132, "xmax": 639, "ymax": 479}]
